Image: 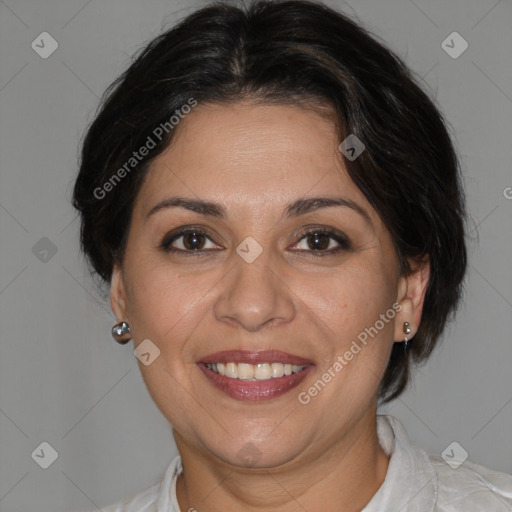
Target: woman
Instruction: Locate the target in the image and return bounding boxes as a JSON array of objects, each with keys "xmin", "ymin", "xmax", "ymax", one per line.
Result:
[{"xmin": 73, "ymin": 1, "xmax": 512, "ymax": 510}]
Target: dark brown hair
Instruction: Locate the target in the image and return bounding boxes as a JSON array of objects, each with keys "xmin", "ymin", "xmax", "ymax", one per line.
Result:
[{"xmin": 73, "ymin": 0, "xmax": 467, "ymax": 402}]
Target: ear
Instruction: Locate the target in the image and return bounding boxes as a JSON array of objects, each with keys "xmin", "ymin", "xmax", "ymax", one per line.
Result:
[
  {"xmin": 110, "ymin": 264, "xmax": 128, "ymax": 322},
  {"xmin": 394, "ymin": 257, "xmax": 430, "ymax": 342}
]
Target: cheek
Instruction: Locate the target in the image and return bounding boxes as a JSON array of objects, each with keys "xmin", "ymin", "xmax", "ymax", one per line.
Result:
[
  {"xmin": 300, "ymin": 259, "xmax": 396, "ymax": 403},
  {"xmin": 125, "ymin": 260, "xmax": 212, "ymax": 342},
  {"xmin": 123, "ymin": 263, "xmax": 215, "ymax": 430},
  {"xmin": 303, "ymin": 258, "xmax": 396, "ymax": 344}
]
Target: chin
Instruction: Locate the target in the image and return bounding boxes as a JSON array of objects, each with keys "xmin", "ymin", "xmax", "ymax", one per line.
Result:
[{"xmin": 205, "ymin": 432, "xmax": 309, "ymax": 471}]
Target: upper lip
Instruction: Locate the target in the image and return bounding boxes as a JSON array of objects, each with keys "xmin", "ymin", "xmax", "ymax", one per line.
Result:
[{"xmin": 198, "ymin": 350, "xmax": 314, "ymax": 366}]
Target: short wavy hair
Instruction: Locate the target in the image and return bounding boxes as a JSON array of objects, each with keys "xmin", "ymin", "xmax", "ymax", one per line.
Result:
[{"xmin": 73, "ymin": 0, "xmax": 467, "ymax": 402}]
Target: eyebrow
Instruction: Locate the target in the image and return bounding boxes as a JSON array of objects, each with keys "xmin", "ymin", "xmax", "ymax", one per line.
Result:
[{"xmin": 146, "ymin": 195, "xmax": 373, "ymax": 227}]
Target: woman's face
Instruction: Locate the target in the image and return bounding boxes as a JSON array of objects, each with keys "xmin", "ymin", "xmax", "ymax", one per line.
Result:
[{"xmin": 111, "ymin": 102, "xmax": 425, "ymax": 469}]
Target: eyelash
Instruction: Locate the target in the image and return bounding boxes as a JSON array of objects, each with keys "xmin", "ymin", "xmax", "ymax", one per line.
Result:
[{"xmin": 159, "ymin": 226, "xmax": 351, "ymax": 257}]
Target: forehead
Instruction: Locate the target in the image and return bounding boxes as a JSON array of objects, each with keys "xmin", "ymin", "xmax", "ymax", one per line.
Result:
[{"xmin": 134, "ymin": 102, "xmax": 373, "ymax": 220}]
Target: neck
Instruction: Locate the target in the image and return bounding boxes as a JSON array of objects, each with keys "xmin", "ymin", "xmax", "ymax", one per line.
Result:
[{"xmin": 175, "ymin": 409, "xmax": 390, "ymax": 512}]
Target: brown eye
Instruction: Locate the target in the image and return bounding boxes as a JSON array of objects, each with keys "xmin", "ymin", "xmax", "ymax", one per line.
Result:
[
  {"xmin": 293, "ymin": 228, "xmax": 351, "ymax": 255},
  {"xmin": 181, "ymin": 231, "xmax": 206, "ymax": 250},
  {"xmin": 161, "ymin": 229, "xmax": 218, "ymax": 253},
  {"xmin": 306, "ymin": 232, "xmax": 330, "ymax": 251}
]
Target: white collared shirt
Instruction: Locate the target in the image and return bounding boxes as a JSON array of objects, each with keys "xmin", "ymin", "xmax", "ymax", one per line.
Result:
[{"xmin": 93, "ymin": 415, "xmax": 512, "ymax": 511}]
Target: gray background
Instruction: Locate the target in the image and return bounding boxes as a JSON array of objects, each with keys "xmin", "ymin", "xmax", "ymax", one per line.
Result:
[{"xmin": 1, "ymin": 0, "xmax": 511, "ymax": 510}]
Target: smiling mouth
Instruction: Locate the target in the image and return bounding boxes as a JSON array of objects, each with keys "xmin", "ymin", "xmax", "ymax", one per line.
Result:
[{"xmin": 197, "ymin": 350, "xmax": 314, "ymax": 401}]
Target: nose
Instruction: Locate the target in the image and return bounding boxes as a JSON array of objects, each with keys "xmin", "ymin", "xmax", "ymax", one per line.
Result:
[{"xmin": 213, "ymin": 249, "xmax": 296, "ymax": 332}]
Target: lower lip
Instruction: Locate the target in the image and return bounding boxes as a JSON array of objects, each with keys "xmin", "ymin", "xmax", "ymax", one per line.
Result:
[{"xmin": 198, "ymin": 363, "xmax": 314, "ymax": 401}]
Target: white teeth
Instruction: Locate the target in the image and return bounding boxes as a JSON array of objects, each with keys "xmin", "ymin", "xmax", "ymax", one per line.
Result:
[
  {"xmin": 271, "ymin": 362, "xmax": 285, "ymax": 378},
  {"xmin": 254, "ymin": 363, "xmax": 272, "ymax": 380},
  {"xmin": 225, "ymin": 362, "xmax": 238, "ymax": 378},
  {"xmin": 205, "ymin": 362, "xmax": 307, "ymax": 380},
  {"xmin": 237, "ymin": 363, "xmax": 255, "ymax": 380}
]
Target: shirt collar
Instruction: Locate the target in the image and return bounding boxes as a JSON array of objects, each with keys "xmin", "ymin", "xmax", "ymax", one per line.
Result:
[{"xmin": 363, "ymin": 415, "xmax": 438, "ymax": 511}]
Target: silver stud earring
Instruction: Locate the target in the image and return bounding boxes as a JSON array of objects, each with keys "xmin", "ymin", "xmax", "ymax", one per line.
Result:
[
  {"xmin": 111, "ymin": 321, "xmax": 131, "ymax": 345},
  {"xmin": 403, "ymin": 321, "xmax": 411, "ymax": 349}
]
